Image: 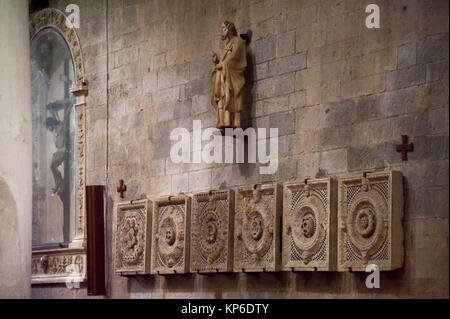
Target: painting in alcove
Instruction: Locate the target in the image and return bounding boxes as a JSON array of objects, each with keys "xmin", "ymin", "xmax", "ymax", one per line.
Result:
[{"xmin": 31, "ymin": 27, "xmax": 77, "ymax": 248}]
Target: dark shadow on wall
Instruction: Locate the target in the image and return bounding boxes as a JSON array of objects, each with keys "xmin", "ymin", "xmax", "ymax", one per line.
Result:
[
  {"xmin": 129, "ymin": 273, "xmax": 242, "ymax": 298},
  {"xmin": 241, "ymin": 30, "xmax": 253, "ymax": 131},
  {"xmin": 29, "ymin": 0, "xmax": 49, "ymax": 14},
  {"xmin": 238, "ymin": 30, "xmax": 257, "ymax": 181}
]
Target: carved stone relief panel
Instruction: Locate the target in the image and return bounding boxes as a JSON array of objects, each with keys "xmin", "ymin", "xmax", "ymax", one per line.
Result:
[
  {"xmin": 31, "ymin": 248, "xmax": 86, "ymax": 284},
  {"xmin": 114, "ymin": 199, "xmax": 152, "ymax": 275},
  {"xmin": 234, "ymin": 184, "xmax": 281, "ymax": 272},
  {"xmin": 338, "ymin": 171, "xmax": 404, "ymax": 271},
  {"xmin": 151, "ymin": 195, "xmax": 191, "ymax": 274},
  {"xmin": 282, "ymin": 178, "xmax": 337, "ymax": 271},
  {"xmin": 191, "ymin": 190, "xmax": 234, "ymax": 273}
]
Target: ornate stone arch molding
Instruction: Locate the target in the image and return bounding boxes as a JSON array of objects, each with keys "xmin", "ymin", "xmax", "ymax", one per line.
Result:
[
  {"xmin": 30, "ymin": 8, "xmax": 85, "ymax": 83},
  {"xmin": 30, "ymin": 8, "xmax": 89, "ymax": 285}
]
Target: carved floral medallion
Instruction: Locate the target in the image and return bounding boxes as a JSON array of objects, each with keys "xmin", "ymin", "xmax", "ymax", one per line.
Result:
[
  {"xmin": 283, "ymin": 178, "xmax": 337, "ymax": 271},
  {"xmin": 151, "ymin": 196, "xmax": 191, "ymax": 274},
  {"xmin": 338, "ymin": 171, "xmax": 404, "ymax": 271},
  {"xmin": 114, "ymin": 200, "xmax": 152, "ymax": 275},
  {"xmin": 234, "ymin": 184, "xmax": 281, "ymax": 272},
  {"xmin": 191, "ymin": 190, "xmax": 234, "ymax": 273}
]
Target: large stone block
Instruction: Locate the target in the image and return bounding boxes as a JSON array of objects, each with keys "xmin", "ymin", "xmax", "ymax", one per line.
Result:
[
  {"xmin": 234, "ymin": 183, "xmax": 282, "ymax": 272},
  {"xmin": 114, "ymin": 199, "xmax": 152, "ymax": 275},
  {"xmin": 428, "ymin": 107, "xmax": 449, "ymax": 134},
  {"xmin": 190, "ymin": 189, "xmax": 234, "ymax": 273},
  {"xmin": 251, "ymin": 35, "xmax": 276, "ymax": 64},
  {"xmin": 188, "ymin": 170, "xmax": 212, "ymax": 192},
  {"xmin": 151, "ymin": 195, "xmax": 191, "ymax": 274},
  {"xmin": 397, "ymin": 42, "xmax": 416, "ymax": 69},
  {"xmin": 184, "ymin": 78, "xmax": 209, "ymax": 98},
  {"xmin": 253, "ymin": 73, "xmax": 295, "ymax": 101},
  {"xmin": 337, "ymin": 171, "xmax": 404, "ymax": 271},
  {"xmin": 191, "ymin": 94, "xmax": 210, "ymax": 115},
  {"xmin": 295, "ymin": 23, "xmax": 326, "ymax": 52},
  {"xmin": 253, "ymin": 95, "xmax": 290, "ymax": 116},
  {"xmin": 276, "ymin": 31, "xmax": 295, "ymax": 58},
  {"xmin": 387, "ymin": 65, "xmax": 426, "ymax": 91},
  {"xmin": 171, "ymin": 173, "xmax": 189, "ymax": 194},
  {"xmin": 417, "ymin": 34, "xmax": 449, "ymax": 64},
  {"xmin": 318, "ymin": 125, "xmax": 352, "ymax": 151},
  {"xmin": 296, "ymin": 152, "xmax": 320, "ymax": 178},
  {"xmin": 426, "ymin": 61, "xmax": 449, "ymax": 83},
  {"xmin": 341, "ymin": 73, "xmax": 385, "ymax": 99},
  {"xmin": 190, "ymin": 57, "xmax": 212, "ymax": 80},
  {"xmin": 143, "ymin": 71, "xmax": 157, "ymax": 94},
  {"xmin": 355, "ymin": 94, "xmax": 384, "ymax": 122},
  {"xmin": 347, "ymin": 142, "xmax": 398, "ymax": 171},
  {"xmin": 114, "ymin": 46, "xmax": 139, "ymax": 68},
  {"xmin": 282, "ymin": 178, "xmax": 337, "ymax": 271},
  {"xmin": 268, "ymin": 52, "xmax": 307, "ymax": 77},
  {"xmin": 269, "ymin": 111, "xmax": 296, "ymax": 136},
  {"xmin": 288, "ymin": 90, "xmax": 306, "ymax": 108},
  {"xmin": 319, "ymin": 148, "xmax": 348, "ymax": 174}
]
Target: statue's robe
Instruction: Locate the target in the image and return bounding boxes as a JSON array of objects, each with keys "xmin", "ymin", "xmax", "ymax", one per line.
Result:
[{"xmin": 211, "ymin": 35, "xmax": 247, "ymax": 128}]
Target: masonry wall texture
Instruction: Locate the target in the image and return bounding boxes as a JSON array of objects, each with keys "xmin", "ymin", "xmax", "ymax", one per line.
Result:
[{"xmin": 32, "ymin": 0, "xmax": 449, "ymax": 298}]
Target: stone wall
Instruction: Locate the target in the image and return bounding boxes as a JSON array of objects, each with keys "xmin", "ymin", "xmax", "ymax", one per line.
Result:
[
  {"xmin": 1, "ymin": 0, "xmax": 32, "ymax": 298},
  {"xmin": 32, "ymin": 0, "xmax": 449, "ymax": 298}
]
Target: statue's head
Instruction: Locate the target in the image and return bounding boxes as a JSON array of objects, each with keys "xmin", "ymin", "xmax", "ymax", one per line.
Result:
[
  {"xmin": 221, "ymin": 21, "xmax": 237, "ymax": 40},
  {"xmin": 37, "ymin": 41, "xmax": 52, "ymax": 58},
  {"xmin": 35, "ymin": 38, "xmax": 54, "ymax": 73},
  {"xmin": 44, "ymin": 117, "xmax": 60, "ymax": 131}
]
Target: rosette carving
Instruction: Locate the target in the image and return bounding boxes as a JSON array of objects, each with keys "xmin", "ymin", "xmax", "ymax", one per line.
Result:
[
  {"xmin": 152, "ymin": 196, "xmax": 191, "ymax": 274},
  {"xmin": 191, "ymin": 190, "xmax": 234, "ymax": 273},
  {"xmin": 114, "ymin": 200, "xmax": 152, "ymax": 275},
  {"xmin": 200, "ymin": 203, "xmax": 226, "ymax": 265},
  {"xmin": 234, "ymin": 184, "xmax": 281, "ymax": 272},
  {"xmin": 289, "ymin": 196, "xmax": 326, "ymax": 265},
  {"xmin": 118, "ymin": 212, "xmax": 145, "ymax": 266},
  {"xmin": 283, "ymin": 178, "xmax": 337, "ymax": 271},
  {"xmin": 338, "ymin": 171, "xmax": 404, "ymax": 271}
]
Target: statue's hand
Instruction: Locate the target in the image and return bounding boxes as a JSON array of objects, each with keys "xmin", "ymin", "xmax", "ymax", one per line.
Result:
[
  {"xmin": 214, "ymin": 61, "xmax": 223, "ymax": 71},
  {"xmin": 212, "ymin": 52, "xmax": 219, "ymax": 65}
]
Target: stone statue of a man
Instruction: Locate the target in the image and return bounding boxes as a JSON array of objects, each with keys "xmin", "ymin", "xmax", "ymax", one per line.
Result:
[{"xmin": 211, "ymin": 21, "xmax": 247, "ymax": 129}]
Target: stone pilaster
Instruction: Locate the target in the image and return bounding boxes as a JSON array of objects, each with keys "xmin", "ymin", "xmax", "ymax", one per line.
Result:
[{"xmin": 0, "ymin": 0, "xmax": 32, "ymax": 298}]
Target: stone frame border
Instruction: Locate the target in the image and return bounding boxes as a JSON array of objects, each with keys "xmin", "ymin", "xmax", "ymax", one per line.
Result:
[
  {"xmin": 151, "ymin": 195, "xmax": 191, "ymax": 275},
  {"xmin": 282, "ymin": 178, "xmax": 337, "ymax": 272},
  {"xmin": 337, "ymin": 171, "xmax": 404, "ymax": 271},
  {"xmin": 234, "ymin": 183, "xmax": 282, "ymax": 273},
  {"xmin": 114, "ymin": 199, "xmax": 153, "ymax": 275},
  {"xmin": 30, "ymin": 8, "xmax": 88, "ymax": 285},
  {"xmin": 190, "ymin": 189, "xmax": 235, "ymax": 273}
]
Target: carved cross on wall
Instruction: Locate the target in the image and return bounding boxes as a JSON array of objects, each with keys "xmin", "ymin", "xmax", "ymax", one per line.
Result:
[
  {"xmin": 117, "ymin": 180, "xmax": 127, "ymax": 198},
  {"xmin": 396, "ymin": 135, "xmax": 414, "ymax": 161}
]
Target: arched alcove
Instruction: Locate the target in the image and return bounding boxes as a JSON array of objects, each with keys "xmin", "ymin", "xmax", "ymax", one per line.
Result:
[{"xmin": 29, "ymin": 8, "xmax": 88, "ymax": 285}]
